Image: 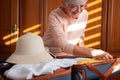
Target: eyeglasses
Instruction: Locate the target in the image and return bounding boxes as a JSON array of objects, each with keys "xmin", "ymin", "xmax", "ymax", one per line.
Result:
[{"xmin": 68, "ymin": 4, "xmax": 86, "ymax": 12}]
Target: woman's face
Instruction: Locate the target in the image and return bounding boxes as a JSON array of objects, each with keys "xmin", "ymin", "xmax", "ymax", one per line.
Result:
[{"xmin": 65, "ymin": 2, "xmax": 86, "ymax": 19}]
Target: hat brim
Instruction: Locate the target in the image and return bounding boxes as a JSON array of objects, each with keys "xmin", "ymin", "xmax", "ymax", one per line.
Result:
[{"xmin": 6, "ymin": 51, "xmax": 53, "ymax": 64}]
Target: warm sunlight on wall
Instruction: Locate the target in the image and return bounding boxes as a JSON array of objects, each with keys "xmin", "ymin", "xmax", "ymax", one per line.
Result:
[
  {"xmin": 23, "ymin": 24, "xmax": 41, "ymax": 35},
  {"xmin": 3, "ymin": 31, "xmax": 19, "ymax": 45},
  {"xmin": 5, "ymin": 38, "xmax": 18, "ymax": 45},
  {"xmin": 3, "ymin": 24, "xmax": 41, "ymax": 45},
  {"xmin": 84, "ymin": 33, "xmax": 101, "ymax": 41},
  {"xmin": 85, "ymin": 24, "xmax": 101, "ymax": 32},
  {"xmin": 87, "ymin": 16, "xmax": 101, "ymax": 24},
  {"xmin": 23, "ymin": 24, "xmax": 41, "ymax": 33},
  {"xmin": 85, "ymin": 0, "xmax": 102, "ymax": 48},
  {"xmin": 84, "ymin": 33, "xmax": 101, "ymax": 47}
]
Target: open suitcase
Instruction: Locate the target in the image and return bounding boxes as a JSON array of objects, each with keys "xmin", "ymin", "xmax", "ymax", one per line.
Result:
[
  {"xmin": 0, "ymin": 60, "xmax": 72, "ymax": 80},
  {"xmin": 72, "ymin": 57, "xmax": 120, "ymax": 80},
  {"xmin": 31, "ymin": 68, "xmax": 71, "ymax": 80}
]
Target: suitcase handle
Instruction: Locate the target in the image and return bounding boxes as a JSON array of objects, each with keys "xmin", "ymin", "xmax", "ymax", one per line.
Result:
[{"xmin": 85, "ymin": 57, "xmax": 120, "ymax": 79}]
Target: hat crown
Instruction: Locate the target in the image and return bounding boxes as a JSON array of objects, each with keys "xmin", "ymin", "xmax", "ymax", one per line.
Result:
[
  {"xmin": 15, "ymin": 33, "xmax": 45, "ymax": 54},
  {"xmin": 6, "ymin": 32, "xmax": 53, "ymax": 64}
]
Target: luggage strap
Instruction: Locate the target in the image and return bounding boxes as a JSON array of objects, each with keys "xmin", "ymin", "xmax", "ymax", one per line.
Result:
[{"xmin": 85, "ymin": 58, "xmax": 120, "ymax": 79}]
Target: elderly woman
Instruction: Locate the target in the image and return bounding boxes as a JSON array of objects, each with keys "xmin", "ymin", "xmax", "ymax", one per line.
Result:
[{"xmin": 43, "ymin": 0, "xmax": 113, "ymax": 60}]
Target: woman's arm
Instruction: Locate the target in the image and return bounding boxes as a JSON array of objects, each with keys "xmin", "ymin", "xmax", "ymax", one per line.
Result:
[
  {"xmin": 73, "ymin": 45, "xmax": 113, "ymax": 60},
  {"xmin": 78, "ymin": 36, "xmax": 85, "ymax": 47}
]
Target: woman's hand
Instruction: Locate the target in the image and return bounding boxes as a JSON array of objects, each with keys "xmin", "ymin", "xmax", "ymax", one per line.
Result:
[{"xmin": 91, "ymin": 49, "xmax": 113, "ymax": 60}]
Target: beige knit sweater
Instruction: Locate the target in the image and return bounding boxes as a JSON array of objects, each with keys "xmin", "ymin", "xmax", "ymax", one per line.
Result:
[{"xmin": 43, "ymin": 7, "xmax": 88, "ymax": 54}]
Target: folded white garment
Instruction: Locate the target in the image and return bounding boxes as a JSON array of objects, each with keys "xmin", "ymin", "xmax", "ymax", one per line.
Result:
[{"xmin": 4, "ymin": 59, "xmax": 78, "ymax": 80}]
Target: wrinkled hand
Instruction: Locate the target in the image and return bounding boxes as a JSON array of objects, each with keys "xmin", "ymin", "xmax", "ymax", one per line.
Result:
[{"xmin": 91, "ymin": 49, "xmax": 113, "ymax": 60}]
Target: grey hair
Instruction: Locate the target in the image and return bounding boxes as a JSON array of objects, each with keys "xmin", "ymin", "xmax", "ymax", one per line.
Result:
[{"xmin": 62, "ymin": 0, "xmax": 88, "ymax": 5}]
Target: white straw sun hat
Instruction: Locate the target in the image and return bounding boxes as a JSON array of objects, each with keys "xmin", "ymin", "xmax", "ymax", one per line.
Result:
[{"xmin": 6, "ymin": 32, "xmax": 53, "ymax": 64}]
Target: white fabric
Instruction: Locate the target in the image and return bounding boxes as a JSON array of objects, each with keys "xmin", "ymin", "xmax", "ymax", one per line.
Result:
[{"xmin": 4, "ymin": 58, "xmax": 81, "ymax": 80}]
